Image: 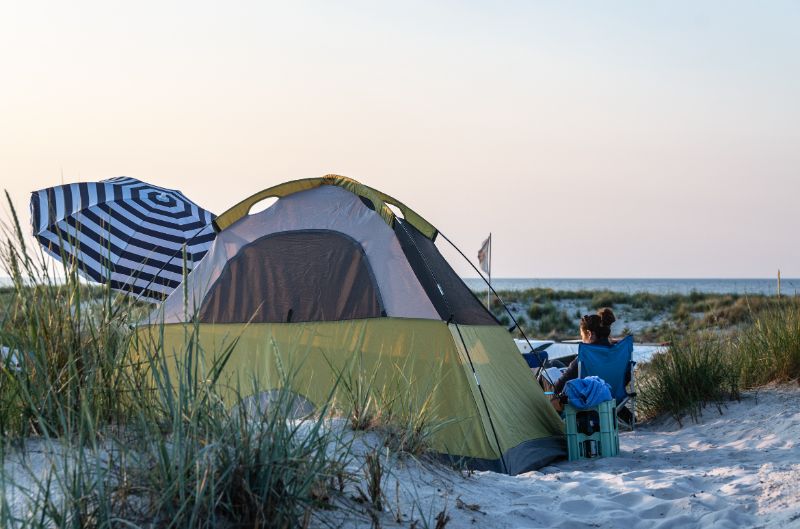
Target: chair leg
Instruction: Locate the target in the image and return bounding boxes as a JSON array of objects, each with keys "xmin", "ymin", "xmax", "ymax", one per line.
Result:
[{"xmin": 615, "ymin": 398, "xmax": 634, "ymax": 431}]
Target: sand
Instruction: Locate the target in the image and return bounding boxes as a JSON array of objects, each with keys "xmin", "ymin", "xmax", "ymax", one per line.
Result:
[
  {"xmin": 3, "ymin": 386, "xmax": 798, "ymax": 528},
  {"xmin": 330, "ymin": 385, "xmax": 800, "ymax": 529}
]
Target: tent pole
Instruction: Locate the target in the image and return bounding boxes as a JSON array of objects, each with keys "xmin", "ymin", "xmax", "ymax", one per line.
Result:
[
  {"xmin": 453, "ymin": 321, "xmax": 508, "ymax": 474},
  {"xmin": 438, "ymin": 231, "xmax": 546, "ymax": 372}
]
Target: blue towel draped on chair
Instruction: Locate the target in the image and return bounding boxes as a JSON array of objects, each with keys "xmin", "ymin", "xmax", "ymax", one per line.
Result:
[{"xmin": 565, "ymin": 376, "xmax": 612, "ymax": 409}]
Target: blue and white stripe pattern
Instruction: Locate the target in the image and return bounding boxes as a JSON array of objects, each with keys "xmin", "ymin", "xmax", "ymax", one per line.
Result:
[{"xmin": 30, "ymin": 177, "xmax": 217, "ymax": 302}]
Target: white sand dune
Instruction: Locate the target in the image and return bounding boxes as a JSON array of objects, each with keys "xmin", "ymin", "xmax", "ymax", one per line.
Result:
[{"xmin": 333, "ymin": 385, "xmax": 800, "ymax": 529}]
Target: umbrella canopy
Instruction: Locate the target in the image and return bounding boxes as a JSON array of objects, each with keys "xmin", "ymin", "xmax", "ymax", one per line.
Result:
[{"xmin": 30, "ymin": 177, "xmax": 217, "ymax": 302}]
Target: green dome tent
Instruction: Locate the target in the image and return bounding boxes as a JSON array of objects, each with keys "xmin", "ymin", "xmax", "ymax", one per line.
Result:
[{"xmin": 138, "ymin": 175, "xmax": 565, "ymax": 474}]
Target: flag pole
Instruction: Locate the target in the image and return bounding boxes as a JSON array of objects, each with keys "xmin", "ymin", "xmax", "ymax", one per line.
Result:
[{"xmin": 487, "ymin": 232, "xmax": 491, "ymax": 308}]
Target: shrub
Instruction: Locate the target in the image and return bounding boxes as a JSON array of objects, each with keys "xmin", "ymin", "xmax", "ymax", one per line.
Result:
[
  {"xmin": 590, "ymin": 291, "xmax": 618, "ymax": 309},
  {"xmin": 641, "ymin": 308, "xmax": 657, "ymax": 321},
  {"xmin": 672, "ymin": 303, "xmax": 691, "ymax": 323},
  {"xmin": 734, "ymin": 302, "xmax": 800, "ymax": 387},
  {"xmin": 537, "ymin": 310, "xmax": 574, "ymax": 337},
  {"xmin": 636, "ymin": 333, "xmax": 739, "ymax": 425},
  {"xmin": 527, "ymin": 301, "xmax": 556, "ymax": 321}
]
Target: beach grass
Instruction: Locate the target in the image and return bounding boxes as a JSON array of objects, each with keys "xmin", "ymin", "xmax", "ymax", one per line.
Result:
[
  {"xmin": 636, "ymin": 334, "xmax": 740, "ymax": 424},
  {"xmin": 0, "ymin": 195, "xmax": 464, "ymax": 527},
  {"xmin": 636, "ymin": 300, "xmax": 800, "ymax": 423},
  {"xmin": 734, "ymin": 301, "xmax": 800, "ymax": 387},
  {"xmin": 0, "ymin": 197, "xmax": 364, "ymax": 528}
]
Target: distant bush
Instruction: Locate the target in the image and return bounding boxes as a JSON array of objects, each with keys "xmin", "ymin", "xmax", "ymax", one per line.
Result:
[
  {"xmin": 486, "ymin": 285, "xmax": 798, "ymax": 351},
  {"xmin": 687, "ymin": 290, "xmax": 703, "ymax": 303},
  {"xmin": 637, "ymin": 322, "xmax": 675, "ymax": 344},
  {"xmin": 641, "ymin": 308, "xmax": 657, "ymax": 321},
  {"xmin": 494, "ymin": 288, "xmax": 595, "ymax": 304},
  {"xmin": 527, "ymin": 303, "xmax": 543, "ymax": 320},
  {"xmin": 672, "ymin": 303, "xmax": 691, "ymax": 322},
  {"xmin": 527, "ymin": 301, "xmax": 557, "ymax": 320},
  {"xmin": 537, "ymin": 310, "xmax": 574, "ymax": 337},
  {"xmin": 590, "ymin": 291, "xmax": 618, "ymax": 309}
]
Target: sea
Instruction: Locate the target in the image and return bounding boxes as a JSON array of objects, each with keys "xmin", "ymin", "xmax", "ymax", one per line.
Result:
[
  {"xmin": 462, "ymin": 277, "xmax": 797, "ymax": 296},
  {"xmin": 2, "ymin": 275, "xmax": 796, "ymax": 296}
]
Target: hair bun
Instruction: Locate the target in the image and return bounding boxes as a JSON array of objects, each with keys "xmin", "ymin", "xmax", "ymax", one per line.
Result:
[{"xmin": 598, "ymin": 307, "xmax": 616, "ymax": 327}]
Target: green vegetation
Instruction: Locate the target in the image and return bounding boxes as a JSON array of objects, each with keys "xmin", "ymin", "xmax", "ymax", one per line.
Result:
[
  {"xmin": 489, "ymin": 286, "xmax": 791, "ymax": 342},
  {"xmin": 637, "ymin": 302, "xmax": 800, "ymax": 423},
  {"xmin": 330, "ymin": 354, "xmax": 451, "ymax": 457},
  {"xmin": 0, "ymin": 198, "xmax": 450, "ymax": 528},
  {"xmin": 734, "ymin": 302, "xmax": 800, "ymax": 388},
  {"xmin": 637, "ymin": 334, "xmax": 740, "ymax": 425},
  {"xmin": 484, "ymin": 285, "xmax": 798, "ymax": 425},
  {"xmin": 525, "ymin": 302, "xmax": 573, "ymax": 336},
  {"xmin": 536, "ymin": 309, "xmax": 574, "ymax": 337}
]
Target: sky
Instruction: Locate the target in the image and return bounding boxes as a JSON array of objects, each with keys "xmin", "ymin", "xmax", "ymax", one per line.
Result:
[{"xmin": 1, "ymin": 1, "xmax": 798, "ymax": 278}]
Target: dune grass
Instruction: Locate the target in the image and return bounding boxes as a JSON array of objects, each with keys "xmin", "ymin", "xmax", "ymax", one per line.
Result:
[
  {"xmin": 636, "ymin": 300, "xmax": 800, "ymax": 423},
  {"xmin": 636, "ymin": 334, "xmax": 740, "ymax": 425},
  {"xmin": 0, "ymin": 195, "xmax": 460, "ymax": 528},
  {"xmin": 0, "ymin": 198, "xmax": 355, "ymax": 528},
  {"xmin": 330, "ymin": 352, "xmax": 455, "ymax": 458},
  {"xmin": 734, "ymin": 302, "xmax": 800, "ymax": 388}
]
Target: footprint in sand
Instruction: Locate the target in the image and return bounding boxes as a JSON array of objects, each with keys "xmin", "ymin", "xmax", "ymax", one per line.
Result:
[
  {"xmin": 648, "ymin": 486, "xmax": 692, "ymax": 501},
  {"xmin": 558, "ymin": 498, "xmax": 597, "ymax": 515},
  {"xmin": 623, "ymin": 469, "xmax": 664, "ymax": 480},
  {"xmin": 653, "ymin": 513, "xmax": 705, "ymax": 529},
  {"xmin": 638, "ymin": 501, "xmax": 674, "ymax": 520},
  {"xmin": 609, "ymin": 491, "xmax": 646, "ymax": 507},
  {"xmin": 506, "ymin": 506, "xmax": 560, "ymax": 526}
]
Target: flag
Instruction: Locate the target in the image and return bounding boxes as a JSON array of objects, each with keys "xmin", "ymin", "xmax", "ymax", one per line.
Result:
[{"xmin": 478, "ymin": 234, "xmax": 491, "ymax": 275}]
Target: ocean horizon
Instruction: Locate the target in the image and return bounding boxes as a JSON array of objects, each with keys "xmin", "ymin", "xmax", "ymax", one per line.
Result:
[
  {"xmin": 462, "ymin": 277, "xmax": 797, "ymax": 296},
  {"xmin": 3, "ymin": 275, "xmax": 796, "ymax": 296}
]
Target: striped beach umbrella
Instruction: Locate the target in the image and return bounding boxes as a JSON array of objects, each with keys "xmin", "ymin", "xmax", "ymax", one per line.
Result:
[{"xmin": 30, "ymin": 177, "xmax": 217, "ymax": 302}]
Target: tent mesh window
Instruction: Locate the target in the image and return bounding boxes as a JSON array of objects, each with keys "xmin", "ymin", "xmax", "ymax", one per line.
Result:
[{"xmin": 198, "ymin": 230, "xmax": 384, "ymax": 323}]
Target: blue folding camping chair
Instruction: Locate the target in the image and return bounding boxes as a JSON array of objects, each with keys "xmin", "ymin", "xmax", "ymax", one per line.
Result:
[{"xmin": 577, "ymin": 335, "xmax": 637, "ymax": 430}]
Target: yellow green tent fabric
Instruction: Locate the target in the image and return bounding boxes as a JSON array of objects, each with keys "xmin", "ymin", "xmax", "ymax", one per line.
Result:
[{"xmin": 138, "ymin": 176, "xmax": 566, "ymax": 473}]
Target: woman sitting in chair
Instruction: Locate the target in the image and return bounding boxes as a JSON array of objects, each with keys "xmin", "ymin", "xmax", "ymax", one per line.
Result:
[{"xmin": 550, "ymin": 308, "xmax": 616, "ymax": 408}]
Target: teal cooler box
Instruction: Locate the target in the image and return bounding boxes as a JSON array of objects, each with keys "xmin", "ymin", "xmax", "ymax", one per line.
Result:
[{"xmin": 564, "ymin": 399, "xmax": 619, "ymax": 461}]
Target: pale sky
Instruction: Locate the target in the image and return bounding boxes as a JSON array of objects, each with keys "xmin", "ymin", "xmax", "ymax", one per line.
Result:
[{"xmin": 1, "ymin": 1, "xmax": 798, "ymax": 278}]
